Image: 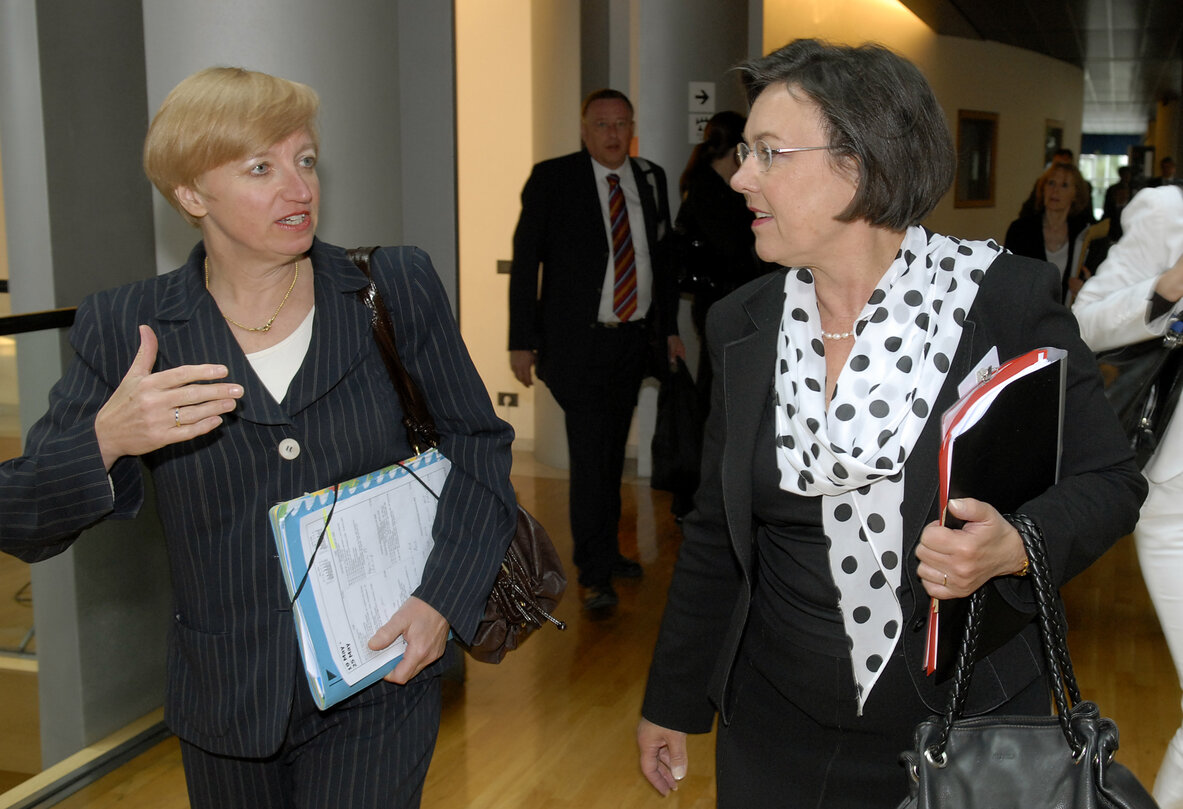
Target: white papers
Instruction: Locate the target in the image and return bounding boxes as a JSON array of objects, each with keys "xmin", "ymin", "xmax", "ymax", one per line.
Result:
[
  {"xmin": 939, "ymin": 346, "xmax": 1067, "ymax": 505},
  {"xmin": 270, "ymin": 448, "xmax": 451, "ymax": 707}
]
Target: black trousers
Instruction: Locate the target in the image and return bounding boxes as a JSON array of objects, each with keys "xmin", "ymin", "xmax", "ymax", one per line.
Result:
[
  {"xmin": 180, "ymin": 672, "xmax": 441, "ymax": 809},
  {"xmin": 547, "ymin": 323, "xmax": 648, "ymax": 588}
]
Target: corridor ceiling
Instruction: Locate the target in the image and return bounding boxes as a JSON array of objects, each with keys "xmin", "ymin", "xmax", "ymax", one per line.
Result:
[{"xmin": 899, "ymin": 0, "xmax": 1183, "ymax": 134}]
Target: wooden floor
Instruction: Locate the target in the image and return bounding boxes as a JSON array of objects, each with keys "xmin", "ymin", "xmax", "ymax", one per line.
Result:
[{"xmin": 5, "ymin": 453, "xmax": 1180, "ymax": 808}]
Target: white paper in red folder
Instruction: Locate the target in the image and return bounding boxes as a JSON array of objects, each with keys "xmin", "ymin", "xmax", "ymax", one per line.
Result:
[{"xmin": 924, "ymin": 346, "xmax": 1067, "ymax": 676}]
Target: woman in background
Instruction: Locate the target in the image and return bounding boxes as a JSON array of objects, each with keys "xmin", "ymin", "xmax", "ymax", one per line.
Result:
[
  {"xmin": 676, "ymin": 110, "xmax": 770, "ymax": 363},
  {"xmin": 1004, "ymin": 161, "xmax": 1093, "ymax": 302},
  {"xmin": 667, "ymin": 111, "xmax": 770, "ymax": 515},
  {"xmin": 676, "ymin": 111, "xmax": 770, "ymax": 404}
]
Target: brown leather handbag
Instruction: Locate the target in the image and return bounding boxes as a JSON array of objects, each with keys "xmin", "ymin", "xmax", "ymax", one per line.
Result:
[{"xmin": 347, "ymin": 247, "xmax": 567, "ymax": 664}]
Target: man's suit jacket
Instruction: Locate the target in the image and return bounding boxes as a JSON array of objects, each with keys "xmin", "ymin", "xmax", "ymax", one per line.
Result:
[
  {"xmin": 641, "ymin": 251, "xmax": 1145, "ymax": 733},
  {"xmin": 508, "ymin": 151, "xmax": 678, "ymax": 395},
  {"xmin": 1074, "ymin": 184, "xmax": 1183, "ymax": 484},
  {"xmin": 0, "ymin": 239, "xmax": 517, "ymax": 757}
]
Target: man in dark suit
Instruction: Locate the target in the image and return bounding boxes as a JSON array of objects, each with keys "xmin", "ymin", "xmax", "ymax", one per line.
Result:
[
  {"xmin": 509, "ymin": 89, "xmax": 683, "ymax": 612},
  {"xmin": 1149, "ymin": 155, "xmax": 1179, "ymax": 187}
]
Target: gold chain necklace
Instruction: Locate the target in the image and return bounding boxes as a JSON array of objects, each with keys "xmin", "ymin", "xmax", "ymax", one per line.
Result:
[{"xmin": 204, "ymin": 257, "xmax": 300, "ymax": 333}]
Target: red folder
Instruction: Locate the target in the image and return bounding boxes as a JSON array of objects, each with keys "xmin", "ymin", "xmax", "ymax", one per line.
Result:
[{"xmin": 924, "ymin": 347, "xmax": 1066, "ymax": 678}]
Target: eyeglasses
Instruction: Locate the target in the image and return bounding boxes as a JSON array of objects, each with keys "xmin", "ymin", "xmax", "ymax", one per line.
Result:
[
  {"xmin": 588, "ymin": 119, "xmax": 633, "ymax": 132},
  {"xmin": 735, "ymin": 140, "xmax": 830, "ymax": 171}
]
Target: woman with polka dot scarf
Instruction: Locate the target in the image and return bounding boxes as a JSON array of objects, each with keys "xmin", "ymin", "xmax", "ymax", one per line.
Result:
[{"xmin": 636, "ymin": 39, "xmax": 1146, "ymax": 808}]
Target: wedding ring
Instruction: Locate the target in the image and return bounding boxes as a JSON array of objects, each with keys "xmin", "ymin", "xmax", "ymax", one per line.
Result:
[
  {"xmin": 174, "ymin": 407, "xmax": 181, "ymax": 428},
  {"xmin": 942, "ymin": 571, "xmax": 948, "ymax": 588}
]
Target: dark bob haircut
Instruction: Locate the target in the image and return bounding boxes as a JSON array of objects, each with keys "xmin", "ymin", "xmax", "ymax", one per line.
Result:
[{"xmin": 738, "ymin": 39, "xmax": 954, "ymax": 231}]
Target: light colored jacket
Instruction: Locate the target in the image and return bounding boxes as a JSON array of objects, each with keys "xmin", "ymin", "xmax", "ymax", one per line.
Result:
[{"xmin": 1073, "ymin": 184, "xmax": 1183, "ymax": 483}]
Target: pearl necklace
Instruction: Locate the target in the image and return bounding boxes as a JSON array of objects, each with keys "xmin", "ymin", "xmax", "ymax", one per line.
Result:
[
  {"xmin": 205, "ymin": 257, "xmax": 300, "ymax": 333},
  {"xmin": 820, "ymin": 318, "xmax": 867, "ymax": 340}
]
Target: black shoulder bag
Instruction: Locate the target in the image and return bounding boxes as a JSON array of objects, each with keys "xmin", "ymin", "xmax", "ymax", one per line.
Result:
[
  {"xmin": 1097, "ymin": 318, "xmax": 1183, "ymax": 468},
  {"xmin": 347, "ymin": 247, "xmax": 567, "ymax": 663},
  {"xmin": 1096, "ymin": 185, "xmax": 1183, "ymax": 468},
  {"xmin": 897, "ymin": 515, "xmax": 1158, "ymax": 808}
]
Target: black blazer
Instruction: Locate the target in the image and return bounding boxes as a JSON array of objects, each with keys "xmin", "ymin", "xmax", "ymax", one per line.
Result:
[
  {"xmin": 641, "ymin": 251, "xmax": 1145, "ymax": 733},
  {"xmin": 1004, "ymin": 212, "xmax": 1092, "ymax": 301},
  {"xmin": 508, "ymin": 151, "xmax": 678, "ymax": 391},
  {"xmin": 0, "ymin": 240, "xmax": 517, "ymax": 757}
]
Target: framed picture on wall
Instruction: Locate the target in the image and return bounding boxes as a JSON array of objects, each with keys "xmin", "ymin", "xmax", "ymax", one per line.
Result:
[
  {"xmin": 954, "ymin": 110, "xmax": 998, "ymax": 208},
  {"xmin": 1044, "ymin": 120, "xmax": 1064, "ymax": 165}
]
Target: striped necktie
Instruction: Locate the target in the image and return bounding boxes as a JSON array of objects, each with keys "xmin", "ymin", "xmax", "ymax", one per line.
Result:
[{"xmin": 607, "ymin": 173, "xmax": 638, "ymax": 321}]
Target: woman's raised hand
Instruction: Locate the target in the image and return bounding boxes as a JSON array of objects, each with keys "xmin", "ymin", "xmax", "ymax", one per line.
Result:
[{"xmin": 95, "ymin": 325, "xmax": 243, "ymax": 469}]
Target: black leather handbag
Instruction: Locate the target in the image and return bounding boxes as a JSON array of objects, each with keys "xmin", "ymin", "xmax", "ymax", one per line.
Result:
[
  {"xmin": 347, "ymin": 247, "xmax": 567, "ymax": 664},
  {"xmin": 650, "ymin": 357, "xmax": 703, "ymax": 495},
  {"xmin": 1097, "ymin": 318, "xmax": 1183, "ymax": 468},
  {"xmin": 897, "ymin": 514, "xmax": 1159, "ymax": 809}
]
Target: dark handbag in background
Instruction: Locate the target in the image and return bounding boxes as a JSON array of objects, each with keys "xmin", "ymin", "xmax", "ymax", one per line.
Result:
[
  {"xmin": 347, "ymin": 247, "xmax": 567, "ymax": 664},
  {"xmin": 650, "ymin": 357, "xmax": 703, "ymax": 495},
  {"xmin": 897, "ymin": 514, "xmax": 1158, "ymax": 809},
  {"xmin": 1097, "ymin": 317, "xmax": 1183, "ymax": 468}
]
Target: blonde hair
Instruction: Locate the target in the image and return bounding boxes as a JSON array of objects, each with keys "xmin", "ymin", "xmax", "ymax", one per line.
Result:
[
  {"xmin": 1035, "ymin": 163, "xmax": 1090, "ymax": 216},
  {"xmin": 143, "ymin": 67, "xmax": 320, "ymax": 225}
]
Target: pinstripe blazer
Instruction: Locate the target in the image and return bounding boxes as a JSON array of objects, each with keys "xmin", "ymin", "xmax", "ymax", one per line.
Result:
[{"xmin": 0, "ymin": 239, "xmax": 517, "ymax": 757}]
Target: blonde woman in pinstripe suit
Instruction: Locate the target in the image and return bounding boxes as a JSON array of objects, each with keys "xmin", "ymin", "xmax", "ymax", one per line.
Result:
[{"xmin": 0, "ymin": 68, "xmax": 517, "ymax": 808}]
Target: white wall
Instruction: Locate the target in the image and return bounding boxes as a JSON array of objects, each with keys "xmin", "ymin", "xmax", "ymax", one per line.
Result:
[
  {"xmin": 760, "ymin": 0, "xmax": 1085, "ymax": 244},
  {"xmin": 455, "ymin": 1, "xmax": 547, "ymax": 448}
]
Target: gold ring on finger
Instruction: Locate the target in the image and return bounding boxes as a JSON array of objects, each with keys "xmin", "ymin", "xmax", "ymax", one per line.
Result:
[
  {"xmin": 174, "ymin": 407, "xmax": 181, "ymax": 428},
  {"xmin": 942, "ymin": 571, "xmax": 948, "ymax": 588}
]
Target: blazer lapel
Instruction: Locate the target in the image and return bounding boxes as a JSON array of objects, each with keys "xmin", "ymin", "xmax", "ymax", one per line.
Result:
[
  {"xmin": 152, "ymin": 248, "xmax": 288, "ymax": 426},
  {"xmin": 283, "ymin": 243, "xmax": 372, "ymax": 416},
  {"xmin": 901, "ymin": 314, "xmax": 980, "ymax": 547},
  {"xmin": 577, "ymin": 154, "xmax": 610, "ymax": 253},
  {"xmin": 152, "ymin": 239, "xmax": 371, "ymax": 427},
  {"xmin": 720, "ymin": 272, "xmax": 786, "ymax": 573}
]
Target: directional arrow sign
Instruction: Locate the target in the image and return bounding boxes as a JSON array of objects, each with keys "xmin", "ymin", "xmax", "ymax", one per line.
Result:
[{"xmin": 688, "ymin": 82, "xmax": 716, "ymax": 113}]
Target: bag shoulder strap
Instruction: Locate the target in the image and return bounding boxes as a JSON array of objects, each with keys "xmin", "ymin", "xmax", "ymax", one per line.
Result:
[{"xmin": 347, "ymin": 246, "xmax": 440, "ymax": 454}]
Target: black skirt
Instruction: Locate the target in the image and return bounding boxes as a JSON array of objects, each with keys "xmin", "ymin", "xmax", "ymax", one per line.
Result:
[{"xmin": 716, "ymin": 616, "xmax": 1048, "ymax": 809}]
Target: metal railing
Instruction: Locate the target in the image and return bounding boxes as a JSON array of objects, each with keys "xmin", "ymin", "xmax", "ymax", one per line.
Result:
[{"xmin": 0, "ymin": 307, "xmax": 76, "ymax": 336}]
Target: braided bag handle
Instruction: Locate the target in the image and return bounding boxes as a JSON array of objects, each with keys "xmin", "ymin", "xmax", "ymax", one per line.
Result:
[{"xmin": 926, "ymin": 514, "xmax": 1085, "ymax": 766}]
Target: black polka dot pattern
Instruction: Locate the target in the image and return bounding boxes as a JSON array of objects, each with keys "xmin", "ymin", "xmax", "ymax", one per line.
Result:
[{"xmin": 772, "ymin": 226, "xmax": 1001, "ymax": 710}]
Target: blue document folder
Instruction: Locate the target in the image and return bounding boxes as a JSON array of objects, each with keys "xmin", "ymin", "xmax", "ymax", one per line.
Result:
[{"xmin": 269, "ymin": 449, "xmax": 451, "ymax": 709}]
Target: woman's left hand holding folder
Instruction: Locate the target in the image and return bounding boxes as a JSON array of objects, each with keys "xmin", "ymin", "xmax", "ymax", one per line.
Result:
[
  {"xmin": 368, "ymin": 596, "xmax": 449, "ymax": 684},
  {"xmin": 916, "ymin": 497, "xmax": 1029, "ymax": 598}
]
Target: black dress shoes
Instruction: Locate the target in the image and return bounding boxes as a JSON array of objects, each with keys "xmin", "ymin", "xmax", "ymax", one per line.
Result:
[
  {"xmin": 611, "ymin": 556, "xmax": 643, "ymax": 579},
  {"xmin": 583, "ymin": 584, "xmax": 619, "ymax": 612}
]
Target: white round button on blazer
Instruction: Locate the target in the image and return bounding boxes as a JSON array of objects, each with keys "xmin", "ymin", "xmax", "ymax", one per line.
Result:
[{"xmin": 278, "ymin": 438, "xmax": 301, "ymax": 460}]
